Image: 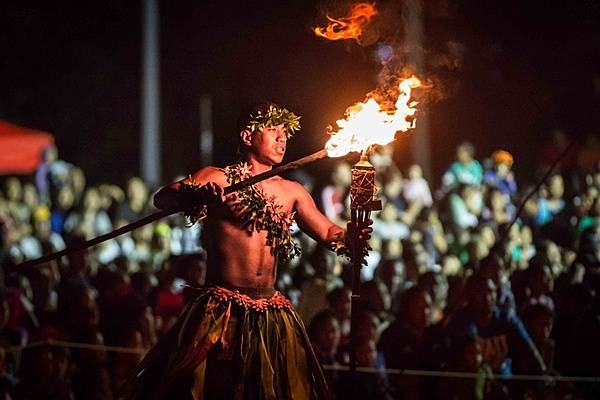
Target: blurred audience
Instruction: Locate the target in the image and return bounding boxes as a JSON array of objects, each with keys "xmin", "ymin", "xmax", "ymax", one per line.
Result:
[{"xmin": 0, "ymin": 135, "xmax": 598, "ymax": 399}]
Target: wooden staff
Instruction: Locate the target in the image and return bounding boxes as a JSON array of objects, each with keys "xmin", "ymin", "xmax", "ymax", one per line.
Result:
[{"xmin": 12, "ymin": 149, "xmax": 333, "ymax": 271}]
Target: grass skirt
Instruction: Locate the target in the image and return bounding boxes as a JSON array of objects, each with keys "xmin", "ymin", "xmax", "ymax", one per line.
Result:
[{"xmin": 124, "ymin": 286, "xmax": 332, "ymax": 400}]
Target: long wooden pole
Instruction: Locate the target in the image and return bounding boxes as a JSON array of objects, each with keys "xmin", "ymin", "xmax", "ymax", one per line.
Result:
[{"xmin": 12, "ymin": 149, "xmax": 332, "ymax": 271}]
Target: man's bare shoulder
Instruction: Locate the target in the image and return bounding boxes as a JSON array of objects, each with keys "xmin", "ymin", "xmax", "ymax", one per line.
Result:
[
  {"xmin": 188, "ymin": 166, "xmax": 227, "ymax": 185},
  {"xmin": 277, "ymin": 176, "xmax": 305, "ymax": 189},
  {"xmin": 277, "ymin": 177, "xmax": 313, "ymax": 200}
]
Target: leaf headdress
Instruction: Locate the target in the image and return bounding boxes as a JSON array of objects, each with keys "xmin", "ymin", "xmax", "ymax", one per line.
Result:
[{"xmin": 246, "ymin": 104, "xmax": 301, "ymax": 139}]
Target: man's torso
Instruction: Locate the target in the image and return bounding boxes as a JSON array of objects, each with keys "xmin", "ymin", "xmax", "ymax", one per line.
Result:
[{"xmin": 202, "ymin": 168, "xmax": 299, "ymax": 288}]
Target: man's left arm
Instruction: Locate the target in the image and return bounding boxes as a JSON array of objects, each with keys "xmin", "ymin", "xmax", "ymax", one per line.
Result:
[
  {"xmin": 293, "ymin": 181, "xmax": 345, "ymax": 248},
  {"xmin": 293, "ymin": 181, "xmax": 372, "ymax": 254}
]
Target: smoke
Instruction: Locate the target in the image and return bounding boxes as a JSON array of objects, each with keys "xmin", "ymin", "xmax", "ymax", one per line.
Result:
[{"xmin": 314, "ymin": 0, "xmax": 467, "ymax": 105}]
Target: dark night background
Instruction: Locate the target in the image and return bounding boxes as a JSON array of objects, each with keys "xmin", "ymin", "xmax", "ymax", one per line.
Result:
[{"xmin": 1, "ymin": 0, "xmax": 598, "ymax": 187}]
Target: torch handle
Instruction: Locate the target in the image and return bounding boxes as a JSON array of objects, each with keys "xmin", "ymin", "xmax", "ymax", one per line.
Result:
[
  {"xmin": 349, "ymin": 208, "xmax": 373, "ymax": 297},
  {"xmin": 348, "ymin": 207, "xmax": 373, "ymax": 376}
]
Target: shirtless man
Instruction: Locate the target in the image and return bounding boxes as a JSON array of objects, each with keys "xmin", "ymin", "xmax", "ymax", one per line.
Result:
[{"xmin": 127, "ymin": 102, "xmax": 365, "ymax": 400}]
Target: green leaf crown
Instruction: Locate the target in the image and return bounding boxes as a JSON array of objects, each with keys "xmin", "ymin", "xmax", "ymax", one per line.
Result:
[{"xmin": 246, "ymin": 105, "xmax": 301, "ymax": 139}]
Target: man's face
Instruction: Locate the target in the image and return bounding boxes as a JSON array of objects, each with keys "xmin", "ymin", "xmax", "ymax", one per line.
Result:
[{"xmin": 249, "ymin": 124, "xmax": 287, "ymax": 165}]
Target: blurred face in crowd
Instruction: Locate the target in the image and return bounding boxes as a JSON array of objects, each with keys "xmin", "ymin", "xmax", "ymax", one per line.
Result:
[
  {"xmin": 581, "ymin": 189, "xmax": 599, "ymax": 215},
  {"xmin": 529, "ymin": 311, "xmax": 554, "ymax": 343},
  {"xmin": 407, "ymin": 164, "xmax": 423, "ymax": 180},
  {"xmin": 57, "ymin": 186, "xmax": 75, "ymax": 210},
  {"xmin": 83, "ymin": 188, "xmax": 102, "ymax": 212},
  {"xmin": 81, "ymin": 288, "xmax": 100, "ymax": 328},
  {"xmin": 311, "ymin": 315, "xmax": 340, "ymax": 357},
  {"xmin": 523, "ymin": 197, "xmax": 539, "ymax": 218},
  {"xmin": 589, "ymin": 169, "xmax": 600, "ymax": 189},
  {"xmin": 495, "ymin": 162, "xmax": 510, "ymax": 176},
  {"xmin": 547, "ymin": 175, "xmax": 565, "ymax": 199},
  {"xmin": 355, "ymin": 337, "xmax": 377, "ymax": 367},
  {"xmin": 5, "ymin": 177, "xmax": 22, "ymax": 202},
  {"xmin": 521, "ymin": 225, "xmax": 533, "ymax": 247},
  {"xmin": 380, "ymin": 202, "xmax": 399, "ymax": 222},
  {"xmin": 28, "ymin": 265, "xmax": 54, "ymax": 312},
  {"xmin": 544, "ymin": 241, "xmax": 562, "ymax": 265},
  {"xmin": 70, "ymin": 167, "xmax": 86, "ymax": 198},
  {"xmin": 457, "ymin": 144, "xmax": 474, "ymax": 164},
  {"xmin": 463, "ymin": 185, "xmax": 483, "ymax": 215},
  {"xmin": 467, "ymin": 277, "xmax": 497, "ymax": 316},
  {"xmin": 128, "ymin": 177, "xmax": 149, "ymax": 205},
  {"xmin": 329, "ymin": 288, "xmax": 351, "ymax": 320},
  {"xmin": 382, "ymin": 170, "xmax": 403, "ymax": 198},
  {"xmin": 466, "ymin": 238, "xmax": 489, "ymax": 263},
  {"xmin": 478, "ymin": 225, "xmax": 496, "ymax": 250},
  {"xmin": 66, "ymin": 246, "xmax": 91, "ymax": 275},
  {"xmin": 530, "ymin": 264, "xmax": 554, "ymax": 296},
  {"xmin": 442, "ymin": 255, "xmax": 462, "ymax": 276},
  {"xmin": 432, "ymin": 272, "xmax": 449, "ymax": 308},
  {"xmin": 481, "ymin": 255, "xmax": 508, "ymax": 288},
  {"xmin": 33, "ymin": 218, "xmax": 51, "ymax": 239},
  {"xmin": 355, "ymin": 309, "xmax": 380, "ymax": 342},
  {"xmin": 377, "ymin": 259, "xmax": 405, "ymax": 295},
  {"xmin": 361, "ymin": 280, "xmax": 392, "ymax": 314},
  {"xmin": 407, "ymin": 289, "xmax": 433, "ymax": 331},
  {"xmin": 43, "ymin": 145, "xmax": 58, "ymax": 163},
  {"xmin": 489, "ymin": 189, "xmax": 506, "ymax": 212},
  {"xmin": 331, "ymin": 162, "xmax": 352, "ymax": 187},
  {"xmin": 383, "ymin": 238, "xmax": 403, "ymax": 260},
  {"xmin": 133, "ymin": 223, "xmax": 154, "ymax": 244},
  {"xmin": 22, "ymin": 183, "xmax": 39, "ymax": 208}
]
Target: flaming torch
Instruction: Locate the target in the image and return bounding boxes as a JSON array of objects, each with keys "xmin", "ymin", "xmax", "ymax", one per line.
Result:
[{"xmin": 323, "ymin": 75, "xmax": 422, "ymax": 373}]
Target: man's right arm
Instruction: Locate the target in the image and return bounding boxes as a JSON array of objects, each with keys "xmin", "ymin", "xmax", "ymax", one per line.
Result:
[
  {"xmin": 153, "ymin": 186, "xmax": 184, "ymax": 211},
  {"xmin": 153, "ymin": 167, "xmax": 225, "ymax": 211}
]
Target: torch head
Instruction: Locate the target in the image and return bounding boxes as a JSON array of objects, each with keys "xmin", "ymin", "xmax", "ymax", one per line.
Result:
[{"xmin": 350, "ymin": 159, "xmax": 382, "ymax": 212}]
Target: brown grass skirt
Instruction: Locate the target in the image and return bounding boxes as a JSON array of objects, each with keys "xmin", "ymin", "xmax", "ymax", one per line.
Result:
[{"xmin": 123, "ymin": 286, "xmax": 332, "ymax": 400}]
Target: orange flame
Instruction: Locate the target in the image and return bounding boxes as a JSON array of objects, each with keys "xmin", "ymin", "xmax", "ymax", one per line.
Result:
[
  {"xmin": 314, "ymin": 3, "xmax": 378, "ymax": 42},
  {"xmin": 325, "ymin": 76, "xmax": 423, "ymax": 157}
]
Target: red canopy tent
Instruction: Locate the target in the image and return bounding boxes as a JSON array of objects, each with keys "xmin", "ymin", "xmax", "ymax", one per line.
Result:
[{"xmin": 0, "ymin": 120, "xmax": 54, "ymax": 175}]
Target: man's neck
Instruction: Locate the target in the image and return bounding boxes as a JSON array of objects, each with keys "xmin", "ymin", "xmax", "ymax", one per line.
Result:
[{"xmin": 245, "ymin": 157, "xmax": 273, "ymax": 175}]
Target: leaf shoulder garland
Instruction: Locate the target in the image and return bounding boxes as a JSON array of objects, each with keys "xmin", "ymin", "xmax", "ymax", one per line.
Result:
[
  {"xmin": 223, "ymin": 163, "xmax": 301, "ymax": 262},
  {"xmin": 179, "ymin": 163, "xmax": 301, "ymax": 262}
]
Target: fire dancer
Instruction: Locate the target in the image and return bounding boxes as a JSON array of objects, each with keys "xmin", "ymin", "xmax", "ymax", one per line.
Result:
[{"xmin": 125, "ymin": 102, "xmax": 369, "ymax": 400}]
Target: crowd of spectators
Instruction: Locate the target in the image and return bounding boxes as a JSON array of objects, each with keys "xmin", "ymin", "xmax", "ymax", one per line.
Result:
[{"xmin": 0, "ymin": 134, "xmax": 598, "ymax": 399}]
